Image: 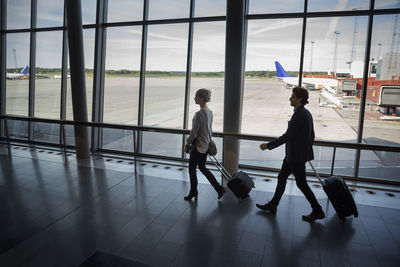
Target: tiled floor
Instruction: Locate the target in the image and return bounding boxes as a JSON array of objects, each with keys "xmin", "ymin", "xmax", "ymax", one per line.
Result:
[{"xmin": 0, "ymin": 145, "xmax": 399, "ymax": 267}]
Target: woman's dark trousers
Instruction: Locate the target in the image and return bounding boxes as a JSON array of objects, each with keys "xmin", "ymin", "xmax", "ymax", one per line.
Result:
[{"xmin": 189, "ymin": 148, "xmax": 222, "ymax": 195}]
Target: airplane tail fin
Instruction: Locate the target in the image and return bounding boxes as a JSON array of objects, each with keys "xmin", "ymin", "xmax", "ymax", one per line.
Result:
[
  {"xmin": 20, "ymin": 65, "xmax": 28, "ymax": 75},
  {"xmin": 275, "ymin": 61, "xmax": 293, "ymax": 78}
]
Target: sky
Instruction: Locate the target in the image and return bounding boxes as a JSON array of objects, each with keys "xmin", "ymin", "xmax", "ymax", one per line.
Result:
[{"xmin": 5, "ymin": 0, "xmax": 400, "ymax": 73}]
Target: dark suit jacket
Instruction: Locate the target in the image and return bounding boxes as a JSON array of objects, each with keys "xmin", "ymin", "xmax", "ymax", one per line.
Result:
[{"xmin": 267, "ymin": 106, "xmax": 315, "ymax": 163}]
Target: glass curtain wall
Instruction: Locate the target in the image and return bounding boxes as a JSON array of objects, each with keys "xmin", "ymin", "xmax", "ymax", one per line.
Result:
[
  {"xmin": 243, "ymin": 0, "xmax": 400, "ymax": 181},
  {"xmin": 2, "ymin": 0, "xmax": 400, "ymax": 182}
]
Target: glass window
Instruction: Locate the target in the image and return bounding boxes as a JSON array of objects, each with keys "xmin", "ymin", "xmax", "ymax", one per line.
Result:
[
  {"xmin": 307, "ymin": 146, "xmax": 336, "ymax": 175},
  {"xmin": 190, "ymin": 21, "xmax": 225, "ymax": 132},
  {"xmin": 249, "ymin": 0, "xmax": 304, "ymax": 14},
  {"xmin": 37, "ymin": 0, "xmax": 64, "ymax": 28},
  {"xmin": 375, "ymin": 0, "xmax": 400, "ymax": 9},
  {"xmin": 239, "ymin": 139, "xmax": 286, "ymax": 169},
  {"xmin": 33, "ymin": 122, "xmax": 60, "ymax": 144},
  {"xmin": 361, "ymin": 15, "xmax": 400, "ymax": 149},
  {"xmin": 34, "ymin": 31, "xmax": 63, "ymax": 119},
  {"xmin": 6, "ymin": 33, "xmax": 30, "ymax": 116},
  {"xmin": 143, "ymin": 23, "xmax": 188, "ymax": 128},
  {"xmin": 103, "ymin": 27, "xmax": 142, "ymax": 124},
  {"xmin": 63, "ymin": 124, "xmax": 75, "ymax": 146},
  {"xmin": 107, "ymin": 0, "xmax": 143, "ymax": 23},
  {"xmin": 303, "ymin": 16, "xmax": 367, "ymax": 142},
  {"xmin": 103, "ymin": 129, "xmax": 135, "ymax": 152},
  {"xmin": 328, "ymin": 148, "xmax": 356, "ymax": 177},
  {"xmin": 142, "ymin": 132, "xmax": 182, "ymax": 158},
  {"xmin": 8, "ymin": 120, "xmax": 28, "ymax": 139},
  {"xmin": 195, "ymin": 0, "xmax": 226, "ymax": 17},
  {"xmin": 308, "ymin": 0, "xmax": 369, "ymax": 12},
  {"xmin": 66, "ymin": 29, "xmax": 95, "ymax": 121},
  {"xmin": 6, "ymin": 0, "xmax": 31, "ymax": 29},
  {"xmin": 142, "ymin": 24, "xmax": 188, "ymax": 156},
  {"xmin": 82, "ymin": 0, "xmax": 97, "ymax": 25},
  {"xmin": 148, "ymin": 0, "xmax": 190, "ymax": 20},
  {"xmin": 359, "ymin": 150, "xmax": 400, "ymax": 182},
  {"xmin": 243, "ymin": 19, "xmax": 302, "ymax": 136}
]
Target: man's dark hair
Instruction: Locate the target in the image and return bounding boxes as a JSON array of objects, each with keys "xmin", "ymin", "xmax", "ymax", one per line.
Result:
[{"xmin": 292, "ymin": 87, "xmax": 309, "ymax": 105}]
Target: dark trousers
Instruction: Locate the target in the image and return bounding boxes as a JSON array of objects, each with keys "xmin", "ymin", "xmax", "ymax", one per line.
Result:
[
  {"xmin": 189, "ymin": 148, "xmax": 222, "ymax": 195},
  {"xmin": 270, "ymin": 160, "xmax": 322, "ymax": 212}
]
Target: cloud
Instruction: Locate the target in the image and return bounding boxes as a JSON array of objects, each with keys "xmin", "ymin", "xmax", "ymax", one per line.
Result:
[
  {"xmin": 147, "ymin": 31, "xmax": 188, "ymax": 43},
  {"xmin": 325, "ymin": 0, "xmax": 348, "ymax": 38},
  {"xmin": 248, "ymin": 19, "xmax": 303, "ymax": 36}
]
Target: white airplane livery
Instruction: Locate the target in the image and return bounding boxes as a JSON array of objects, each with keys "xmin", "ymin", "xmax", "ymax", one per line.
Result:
[
  {"xmin": 275, "ymin": 61, "xmax": 338, "ymax": 91},
  {"xmin": 7, "ymin": 65, "xmax": 29, "ymax": 80}
]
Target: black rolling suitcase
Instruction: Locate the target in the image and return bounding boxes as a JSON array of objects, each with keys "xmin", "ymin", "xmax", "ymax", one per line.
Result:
[
  {"xmin": 209, "ymin": 155, "xmax": 255, "ymax": 199},
  {"xmin": 309, "ymin": 162, "xmax": 358, "ymax": 221}
]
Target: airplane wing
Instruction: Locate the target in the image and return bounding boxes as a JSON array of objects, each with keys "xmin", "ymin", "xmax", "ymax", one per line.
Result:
[{"xmin": 303, "ymin": 77, "xmax": 338, "ymax": 92}]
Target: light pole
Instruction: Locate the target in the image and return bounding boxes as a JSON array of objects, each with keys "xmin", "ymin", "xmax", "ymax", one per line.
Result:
[
  {"xmin": 12, "ymin": 49, "xmax": 17, "ymax": 70},
  {"xmin": 309, "ymin": 40, "xmax": 315, "ymax": 73},
  {"xmin": 333, "ymin": 31, "xmax": 341, "ymax": 74},
  {"xmin": 349, "ymin": 9, "xmax": 359, "ymax": 69},
  {"xmin": 377, "ymin": 42, "xmax": 383, "ymax": 60}
]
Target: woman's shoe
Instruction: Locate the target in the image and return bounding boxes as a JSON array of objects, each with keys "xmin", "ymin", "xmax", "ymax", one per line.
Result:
[
  {"xmin": 218, "ymin": 188, "xmax": 226, "ymax": 200},
  {"xmin": 256, "ymin": 202, "xmax": 277, "ymax": 214},
  {"xmin": 184, "ymin": 193, "xmax": 198, "ymax": 201}
]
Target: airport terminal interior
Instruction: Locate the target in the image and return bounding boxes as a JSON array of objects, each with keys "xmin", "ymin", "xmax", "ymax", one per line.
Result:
[{"xmin": 1, "ymin": 0, "xmax": 400, "ymax": 266}]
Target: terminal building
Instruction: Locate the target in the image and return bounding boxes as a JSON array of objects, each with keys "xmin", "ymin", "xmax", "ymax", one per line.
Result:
[{"xmin": 0, "ymin": 1, "xmax": 400, "ymax": 266}]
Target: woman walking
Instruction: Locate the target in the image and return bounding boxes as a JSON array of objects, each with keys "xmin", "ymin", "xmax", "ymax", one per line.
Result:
[{"xmin": 184, "ymin": 88, "xmax": 226, "ymax": 201}]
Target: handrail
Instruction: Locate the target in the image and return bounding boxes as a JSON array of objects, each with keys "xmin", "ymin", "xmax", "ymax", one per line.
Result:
[{"xmin": 1, "ymin": 114, "xmax": 400, "ymax": 153}]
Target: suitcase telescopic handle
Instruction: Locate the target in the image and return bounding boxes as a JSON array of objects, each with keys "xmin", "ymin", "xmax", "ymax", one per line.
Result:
[
  {"xmin": 308, "ymin": 161, "xmax": 323, "ymax": 185},
  {"xmin": 208, "ymin": 155, "xmax": 232, "ymax": 181}
]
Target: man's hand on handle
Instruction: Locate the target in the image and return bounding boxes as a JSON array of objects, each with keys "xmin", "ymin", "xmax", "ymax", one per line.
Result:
[{"xmin": 260, "ymin": 143, "xmax": 269, "ymax": 151}]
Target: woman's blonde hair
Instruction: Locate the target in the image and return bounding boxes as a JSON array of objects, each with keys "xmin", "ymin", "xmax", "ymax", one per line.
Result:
[{"xmin": 196, "ymin": 88, "xmax": 211, "ymax": 103}]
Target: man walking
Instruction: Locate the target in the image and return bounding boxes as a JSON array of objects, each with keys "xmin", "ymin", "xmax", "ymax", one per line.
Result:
[{"xmin": 256, "ymin": 87, "xmax": 325, "ymax": 221}]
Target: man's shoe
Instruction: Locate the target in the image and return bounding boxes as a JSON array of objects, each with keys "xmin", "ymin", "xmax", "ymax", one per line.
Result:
[
  {"xmin": 256, "ymin": 202, "xmax": 277, "ymax": 214},
  {"xmin": 302, "ymin": 210, "xmax": 325, "ymax": 221}
]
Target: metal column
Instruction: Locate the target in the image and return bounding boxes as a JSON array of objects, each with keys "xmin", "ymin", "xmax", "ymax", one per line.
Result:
[
  {"xmin": 354, "ymin": 0, "xmax": 375, "ymax": 178},
  {"xmin": 0, "ymin": 0, "xmax": 6, "ymax": 138},
  {"xmin": 298, "ymin": 0, "xmax": 308, "ymax": 86},
  {"xmin": 137, "ymin": 0, "xmax": 149, "ymax": 153},
  {"xmin": 60, "ymin": 1, "xmax": 68, "ymax": 146},
  {"xmin": 65, "ymin": 0, "xmax": 90, "ymax": 159},
  {"xmin": 223, "ymin": 0, "xmax": 247, "ymax": 175},
  {"xmin": 91, "ymin": 0, "xmax": 108, "ymax": 152},
  {"xmin": 182, "ymin": 0, "xmax": 195, "ymax": 158},
  {"xmin": 28, "ymin": 0, "xmax": 37, "ymax": 140}
]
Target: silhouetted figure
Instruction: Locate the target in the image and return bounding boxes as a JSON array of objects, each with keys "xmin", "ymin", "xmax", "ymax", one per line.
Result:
[
  {"xmin": 184, "ymin": 89, "xmax": 225, "ymax": 201},
  {"xmin": 256, "ymin": 87, "xmax": 325, "ymax": 221}
]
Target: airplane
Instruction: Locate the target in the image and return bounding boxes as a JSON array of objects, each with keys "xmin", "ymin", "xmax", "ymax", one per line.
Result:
[
  {"xmin": 275, "ymin": 61, "xmax": 338, "ymax": 92},
  {"xmin": 7, "ymin": 65, "xmax": 29, "ymax": 80}
]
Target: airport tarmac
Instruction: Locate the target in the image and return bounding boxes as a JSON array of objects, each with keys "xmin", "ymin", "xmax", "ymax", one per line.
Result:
[{"xmin": 5, "ymin": 77, "xmax": 400, "ymax": 181}]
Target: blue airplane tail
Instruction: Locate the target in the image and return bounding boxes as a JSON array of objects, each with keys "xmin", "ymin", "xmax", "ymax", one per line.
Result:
[
  {"xmin": 20, "ymin": 65, "xmax": 28, "ymax": 75},
  {"xmin": 275, "ymin": 61, "xmax": 293, "ymax": 78}
]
